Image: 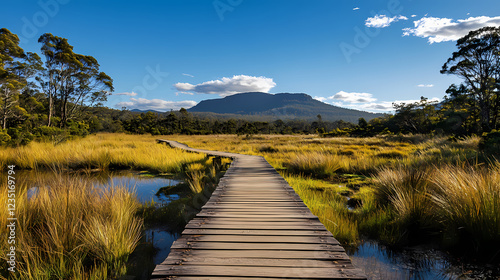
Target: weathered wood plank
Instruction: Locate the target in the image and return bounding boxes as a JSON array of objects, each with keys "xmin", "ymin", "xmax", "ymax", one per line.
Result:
[
  {"xmin": 176, "ymin": 235, "xmax": 340, "ymax": 245},
  {"xmin": 152, "ymin": 265, "xmax": 366, "ymax": 279},
  {"xmin": 181, "ymin": 229, "xmax": 331, "ymax": 236},
  {"xmin": 159, "ymin": 256, "xmax": 351, "ymax": 267},
  {"xmin": 156, "ymin": 277, "xmax": 319, "ymax": 280},
  {"xmin": 170, "ymin": 241, "xmax": 345, "ymax": 251},
  {"xmin": 189, "ymin": 218, "xmax": 326, "ymax": 226},
  {"xmin": 190, "ymin": 217, "xmax": 321, "ymax": 223},
  {"xmin": 185, "ymin": 223, "xmax": 326, "ymax": 230}
]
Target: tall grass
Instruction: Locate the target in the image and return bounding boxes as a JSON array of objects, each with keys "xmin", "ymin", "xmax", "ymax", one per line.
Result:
[
  {"xmin": 0, "ymin": 133, "xmax": 206, "ymax": 173},
  {"xmin": 0, "ymin": 176, "xmax": 142, "ymax": 280},
  {"xmin": 367, "ymin": 161, "xmax": 500, "ymax": 257},
  {"xmin": 283, "ymin": 174, "xmax": 358, "ymax": 244},
  {"xmin": 368, "ymin": 166, "xmax": 436, "ymax": 245},
  {"xmin": 431, "ymin": 162, "xmax": 500, "ymax": 255},
  {"xmin": 288, "ymin": 152, "xmax": 341, "ymax": 178}
]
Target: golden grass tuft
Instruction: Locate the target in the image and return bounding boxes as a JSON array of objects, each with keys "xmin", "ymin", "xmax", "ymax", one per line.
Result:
[
  {"xmin": 0, "ymin": 175, "xmax": 143, "ymax": 280},
  {"xmin": 430, "ymin": 162, "xmax": 500, "ymax": 252}
]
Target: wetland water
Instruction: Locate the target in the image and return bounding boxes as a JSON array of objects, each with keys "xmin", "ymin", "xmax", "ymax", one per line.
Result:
[{"xmin": 22, "ymin": 171, "xmax": 499, "ymax": 279}]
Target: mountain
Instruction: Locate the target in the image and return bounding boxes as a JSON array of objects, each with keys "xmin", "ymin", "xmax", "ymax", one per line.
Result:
[{"xmin": 188, "ymin": 92, "xmax": 382, "ymax": 122}]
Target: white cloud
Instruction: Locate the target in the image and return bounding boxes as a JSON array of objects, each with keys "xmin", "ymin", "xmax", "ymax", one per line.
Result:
[
  {"xmin": 411, "ymin": 15, "xmax": 417, "ymax": 18},
  {"xmin": 175, "ymin": 83, "xmax": 196, "ymax": 91},
  {"xmin": 314, "ymin": 96, "xmax": 327, "ymax": 102},
  {"xmin": 417, "ymin": 84, "xmax": 434, "ymax": 88},
  {"xmin": 403, "ymin": 16, "xmax": 500, "ymax": 43},
  {"xmin": 116, "ymin": 98, "xmax": 197, "ymax": 111},
  {"xmin": 325, "ymin": 90, "xmax": 441, "ymax": 113},
  {"xmin": 353, "ymin": 7, "xmax": 360, "ymax": 11},
  {"xmin": 114, "ymin": 92, "xmax": 138, "ymax": 96},
  {"xmin": 182, "ymin": 73, "xmax": 194, "ymax": 77},
  {"xmin": 366, "ymin": 14, "xmax": 408, "ymax": 28},
  {"xmin": 173, "ymin": 75, "xmax": 276, "ymax": 97},
  {"xmin": 328, "ymin": 91, "xmax": 377, "ymax": 103},
  {"xmin": 348, "ymin": 98, "xmax": 440, "ymax": 112}
]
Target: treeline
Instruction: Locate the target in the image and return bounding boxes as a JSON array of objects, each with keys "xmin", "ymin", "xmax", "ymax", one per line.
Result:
[
  {"xmin": 1, "ymin": 27, "xmax": 500, "ymax": 148},
  {"xmin": 120, "ymin": 108, "xmax": 353, "ymax": 135},
  {"xmin": 0, "ymin": 28, "xmax": 112, "ymax": 145}
]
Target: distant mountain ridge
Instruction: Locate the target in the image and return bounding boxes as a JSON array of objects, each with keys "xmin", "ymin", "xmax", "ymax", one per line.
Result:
[{"xmin": 188, "ymin": 92, "xmax": 382, "ymax": 122}]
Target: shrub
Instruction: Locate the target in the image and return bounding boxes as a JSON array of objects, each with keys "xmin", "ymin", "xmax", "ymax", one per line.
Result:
[{"xmin": 479, "ymin": 130, "xmax": 500, "ymax": 157}]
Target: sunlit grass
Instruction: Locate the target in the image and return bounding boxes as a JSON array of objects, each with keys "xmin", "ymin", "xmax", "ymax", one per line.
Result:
[
  {"xmin": 0, "ymin": 176, "xmax": 142, "ymax": 280},
  {"xmin": 2, "ymin": 132, "xmax": 493, "ymax": 263},
  {"xmin": 431, "ymin": 162, "xmax": 500, "ymax": 254},
  {"xmin": 0, "ymin": 133, "xmax": 206, "ymax": 173},
  {"xmin": 282, "ymin": 174, "xmax": 358, "ymax": 244}
]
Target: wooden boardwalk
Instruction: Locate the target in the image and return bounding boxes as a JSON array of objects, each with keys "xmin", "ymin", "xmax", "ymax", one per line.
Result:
[{"xmin": 152, "ymin": 140, "xmax": 366, "ymax": 280}]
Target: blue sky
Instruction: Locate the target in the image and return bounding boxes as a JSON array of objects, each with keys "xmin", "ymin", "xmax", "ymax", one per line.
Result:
[{"xmin": 2, "ymin": 0, "xmax": 500, "ymax": 113}]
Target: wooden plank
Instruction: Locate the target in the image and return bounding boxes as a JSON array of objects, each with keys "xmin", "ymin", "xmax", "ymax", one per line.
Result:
[
  {"xmin": 152, "ymin": 265, "xmax": 366, "ymax": 279},
  {"xmin": 190, "ymin": 217, "xmax": 321, "ymax": 223},
  {"xmin": 164, "ymin": 249, "xmax": 350, "ymax": 260},
  {"xmin": 203, "ymin": 202, "xmax": 307, "ymax": 207},
  {"xmin": 154, "ymin": 277, "xmax": 320, "ymax": 280},
  {"xmin": 159, "ymin": 256, "xmax": 351, "ymax": 267},
  {"xmin": 199, "ymin": 208, "xmax": 311, "ymax": 213},
  {"xmin": 196, "ymin": 213, "xmax": 318, "ymax": 219},
  {"xmin": 170, "ymin": 241, "xmax": 345, "ymax": 251},
  {"xmin": 182, "ymin": 229, "xmax": 331, "ymax": 236},
  {"xmin": 185, "ymin": 223, "xmax": 326, "ymax": 230},
  {"xmin": 189, "ymin": 218, "xmax": 325, "ymax": 226},
  {"xmin": 175, "ymin": 235, "xmax": 340, "ymax": 244}
]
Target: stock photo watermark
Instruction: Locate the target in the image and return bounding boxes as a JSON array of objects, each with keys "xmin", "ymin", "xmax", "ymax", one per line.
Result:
[
  {"xmin": 339, "ymin": 0, "xmax": 404, "ymax": 63},
  {"xmin": 114, "ymin": 64, "xmax": 169, "ymax": 110},
  {"xmin": 213, "ymin": 0, "xmax": 243, "ymax": 21},
  {"xmin": 20, "ymin": 0, "xmax": 70, "ymax": 43},
  {"xmin": 6, "ymin": 165, "xmax": 17, "ymax": 273},
  {"xmin": 132, "ymin": 64, "xmax": 169, "ymax": 96}
]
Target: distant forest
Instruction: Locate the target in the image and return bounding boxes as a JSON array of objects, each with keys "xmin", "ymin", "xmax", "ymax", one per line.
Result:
[{"xmin": 1, "ymin": 27, "xmax": 500, "ymax": 150}]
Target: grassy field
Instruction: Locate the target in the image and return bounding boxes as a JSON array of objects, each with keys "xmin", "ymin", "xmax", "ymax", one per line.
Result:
[
  {"xmin": 0, "ymin": 133, "xmax": 207, "ymax": 173},
  {"xmin": 167, "ymin": 134, "xmax": 499, "ymax": 259},
  {"xmin": 1, "ymin": 132, "xmax": 498, "ymax": 279},
  {"xmin": 0, "ymin": 133, "xmax": 224, "ymax": 280}
]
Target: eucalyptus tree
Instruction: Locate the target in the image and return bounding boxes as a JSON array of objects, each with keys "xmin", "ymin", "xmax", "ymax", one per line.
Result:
[
  {"xmin": 441, "ymin": 26, "xmax": 500, "ymax": 132},
  {"xmin": 38, "ymin": 33, "xmax": 113, "ymax": 127},
  {"xmin": 0, "ymin": 28, "xmax": 42, "ymax": 129}
]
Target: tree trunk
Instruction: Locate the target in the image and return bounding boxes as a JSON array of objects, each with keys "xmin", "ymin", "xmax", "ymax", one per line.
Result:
[{"xmin": 48, "ymin": 92, "xmax": 53, "ymax": 127}]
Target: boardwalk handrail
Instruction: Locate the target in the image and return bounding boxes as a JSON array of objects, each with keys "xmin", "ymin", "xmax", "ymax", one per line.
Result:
[{"xmin": 153, "ymin": 139, "xmax": 367, "ymax": 279}]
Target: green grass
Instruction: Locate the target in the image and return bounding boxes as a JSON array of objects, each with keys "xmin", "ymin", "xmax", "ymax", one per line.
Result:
[{"xmin": 282, "ymin": 174, "xmax": 358, "ymax": 244}]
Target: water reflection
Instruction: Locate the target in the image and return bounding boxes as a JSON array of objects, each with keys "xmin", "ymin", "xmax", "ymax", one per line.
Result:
[
  {"xmin": 348, "ymin": 241, "xmax": 500, "ymax": 279},
  {"xmin": 96, "ymin": 172, "xmax": 181, "ymax": 204},
  {"xmin": 144, "ymin": 227, "xmax": 181, "ymax": 265},
  {"xmin": 20, "ymin": 170, "xmax": 181, "ymax": 204}
]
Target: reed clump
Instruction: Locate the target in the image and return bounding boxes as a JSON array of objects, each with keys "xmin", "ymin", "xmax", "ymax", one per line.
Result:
[
  {"xmin": 368, "ymin": 166, "xmax": 436, "ymax": 245},
  {"xmin": 287, "ymin": 152, "xmax": 341, "ymax": 178},
  {"xmin": 430, "ymin": 162, "xmax": 500, "ymax": 255},
  {"xmin": 0, "ymin": 176, "xmax": 142, "ymax": 280},
  {"xmin": 367, "ymin": 161, "xmax": 500, "ymax": 257}
]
